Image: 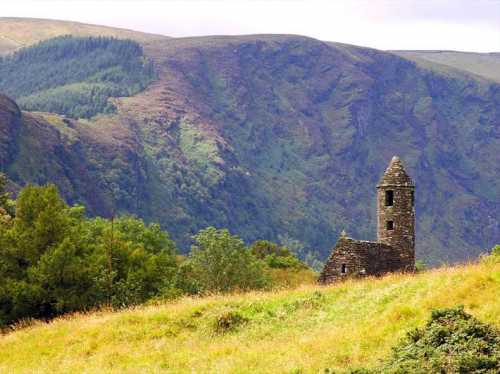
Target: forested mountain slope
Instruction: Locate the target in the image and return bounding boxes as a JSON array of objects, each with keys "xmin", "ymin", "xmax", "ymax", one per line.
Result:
[
  {"xmin": 0, "ymin": 36, "xmax": 155, "ymax": 118},
  {"xmin": 0, "ymin": 19, "xmax": 498, "ymax": 264}
]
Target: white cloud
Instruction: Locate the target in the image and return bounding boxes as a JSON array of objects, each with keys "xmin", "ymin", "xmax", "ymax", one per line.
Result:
[{"xmin": 2, "ymin": 0, "xmax": 499, "ymax": 52}]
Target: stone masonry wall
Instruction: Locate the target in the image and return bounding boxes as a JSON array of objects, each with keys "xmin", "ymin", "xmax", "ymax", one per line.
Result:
[
  {"xmin": 318, "ymin": 237, "xmax": 407, "ymax": 284},
  {"xmin": 377, "ymin": 185, "xmax": 415, "ymax": 270},
  {"xmin": 319, "ymin": 156, "xmax": 416, "ymax": 284},
  {"xmin": 376, "ymin": 156, "xmax": 415, "ymax": 271}
]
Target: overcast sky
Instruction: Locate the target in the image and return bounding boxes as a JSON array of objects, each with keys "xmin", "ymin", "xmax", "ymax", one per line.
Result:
[{"xmin": 3, "ymin": 0, "xmax": 500, "ymax": 52}]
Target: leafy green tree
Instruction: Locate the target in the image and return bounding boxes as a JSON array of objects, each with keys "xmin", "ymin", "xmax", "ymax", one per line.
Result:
[
  {"xmin": 250, "ymin": 240, "xmax": 292, "ymax": 259},
  {"xmin": 0, "ymin": 172, "xmax": 14, "ymax": 219},
  {"xmin": 278, "ymin": 234, "xmax": 323, "ymax": 270},
  {"xmin": 0, "ymin": 184, "xmax": 179, "ymax": 326},
  {"xmin": 250, "ymin": 240, "xmax": 307, "ymax": 269},
  {"xmin": 78, "ymin": 216, "xmax": 178, "ymax": 307},
  {"xmin": 0, "ymin": 184, "xmax": 94, "ymax": 323},
  {"xmin": 189, "ymin": 227, "xmax": 268, "ymax": 292},
  {"xmin": 0, "ymin": 173, "xmax": 10, "ymax": 209},
  {"xmin": 8, "ymin": 184, "xmax": 80, "ymax": 271},
  {"xmin": 171, "ymin": 260, "xmax": 202, "ymax": 296}
]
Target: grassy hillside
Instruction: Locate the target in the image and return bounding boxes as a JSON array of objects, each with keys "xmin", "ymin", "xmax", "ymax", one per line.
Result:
[
  {"xmin": 0, "ymin": 19, "xmax": 499, "ymax": 265},
  {"xmin": 393, "ymin": 50, "xmax": 500, "ymax": 83},
  {"xmin": 0, "ymin": 258, "xmax": 498, "ymax": 373},
  {"xmin": 0, "ymin": 17, "xmax": 167, "ymax": 55}
]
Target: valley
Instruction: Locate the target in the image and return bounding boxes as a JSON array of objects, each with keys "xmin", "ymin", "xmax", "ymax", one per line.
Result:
[{"xmin": 0, "ymin": 18, "xmax": 499, "ymax": 265}]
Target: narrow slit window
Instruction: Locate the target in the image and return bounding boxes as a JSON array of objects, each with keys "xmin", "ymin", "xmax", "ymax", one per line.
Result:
[
  {"xmin": 411, "ymin": 191, "xmax": 414, "ymax": 207},
  {"xmin": 385, "ymin": 190, "xmax": 394, "ymax": 206},
  {"xmin": 341, "ymin": 264, "xmax": 347, "ymax": 274},
  {"xmin": 386, "ymin": 220, "xmax": 394, "ymax": 230}
]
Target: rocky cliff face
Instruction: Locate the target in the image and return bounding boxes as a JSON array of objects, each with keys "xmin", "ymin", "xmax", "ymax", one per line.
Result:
[{"xmin": 0, "ymin": 32, "xmax": 498, "ymax": 264}]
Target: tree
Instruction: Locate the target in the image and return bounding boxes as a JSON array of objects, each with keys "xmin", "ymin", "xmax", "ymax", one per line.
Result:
[
  {"xmin": 250, "ymin": 240, "xmax": 291, "ymax": 259},
  {"xmin": 0, "ymin": 172, "xmax": 14, "ymax": 219},
  {"xmin": 78, "ymin": 216, "xmax": 178, "ymax": 307},
  {"xmin": 0, "ymin": 173, "xmax": 9, "ymax": 209},
  {"xmin": 0, "ymin": 184, "xmax": 179, "ymax": 326},
  {"xmin": 277, "ymin": 234, "xmax": 323, "ymax": 272},
  {"xmin": 250, "ymin": 240, "xmax": 307, "ymax": 269},
  {"xmin": 189, "ymin": 227, "xmax": 268, "ymax": 292},
  {"xmin": 0, "ymin": 184, "xmax": 94, "ymax": 323}
]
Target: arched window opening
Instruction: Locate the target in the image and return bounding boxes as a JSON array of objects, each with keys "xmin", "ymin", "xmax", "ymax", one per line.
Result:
[{"xmin": 385, "ymin": 190, "xmax": 394, "ymax": 206}]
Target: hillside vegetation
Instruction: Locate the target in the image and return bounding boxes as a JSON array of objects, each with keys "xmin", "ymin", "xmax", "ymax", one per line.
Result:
[
  {"xmin": 0, "ymin": 181, "xmax": 316, "ymax": 327},
  {"xmin": 0, "ymin": 36, "xmax": 156, "ymax": 118},
  {"xmin": 0, "ymin": 258, "xmax": 498, "ymax": 373},
  {"xmin": 0, "ymin": 19, "xmax": 498, "ymax": 266}
]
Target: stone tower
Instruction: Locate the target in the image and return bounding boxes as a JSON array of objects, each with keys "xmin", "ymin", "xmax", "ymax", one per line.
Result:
[
  {"xmin": 376, "ymin": 156, "xmax": 415, "ymax": 270},
  {"xmin": 319, "ymin": 155, "xmax": 417, "ymax": 284}
]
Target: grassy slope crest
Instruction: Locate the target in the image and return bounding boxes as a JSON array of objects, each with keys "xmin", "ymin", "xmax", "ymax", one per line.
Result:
[
  {"xmin": 0, "ymin": 17, "xmax": 167, "ymax": 55},
  {"xmin": 393, "ymin": 50, "xmax": 500, "ymax": 83},
  {"xmin": 0, "ymin": 259, "xmax": 498, "ymax": 373}
]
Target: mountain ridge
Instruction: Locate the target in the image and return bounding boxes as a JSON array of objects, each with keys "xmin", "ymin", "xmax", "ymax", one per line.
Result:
[{"xmin": 0, "ymin": 19, "xmax": 498, "ymax": 264}]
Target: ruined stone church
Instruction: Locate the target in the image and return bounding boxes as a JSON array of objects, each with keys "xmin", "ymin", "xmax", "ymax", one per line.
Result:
[{"xmin": 319, "ymin": 156, "xmax": 415, "ymax": 284}]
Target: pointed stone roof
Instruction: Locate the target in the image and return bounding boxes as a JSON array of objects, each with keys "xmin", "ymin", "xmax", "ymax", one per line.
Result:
[{"xmin": 377, "ymin": 156, "xmax": 414, "ymax": 187}]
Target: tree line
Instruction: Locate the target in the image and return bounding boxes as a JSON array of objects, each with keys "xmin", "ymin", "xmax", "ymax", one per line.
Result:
[
  {"xmin": 0, "ymin": 174, "xmax": 314, "ymax": 327},
  {"xmin": 0, "ymin": 36, "xmax": 155, "ymax": 118}
]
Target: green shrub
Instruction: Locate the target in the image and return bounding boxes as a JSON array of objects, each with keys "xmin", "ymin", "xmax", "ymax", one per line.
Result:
[
  {"xmin": 189, "ymin": 227, "xmax": 268, "ymax": 292},
  {"xmin": 171, "ymin": 260, "xmax": 202, "ymax": 295},
  {"xmin": 377, "ymin": 306, "xmax": 500, "ymax": 373},
  {"xmin": 492, "ymin": 245, "xmax": 500, "ymax": 257},
  {"xmin": 415, "ymin": 259, "xmax": 427, "ymax": 272}
]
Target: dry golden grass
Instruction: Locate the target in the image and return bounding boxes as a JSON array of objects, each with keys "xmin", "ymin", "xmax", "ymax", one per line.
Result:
[
  {"xmin": 393, "ymin": 50, "xmax": 500, "ymax": 83},
  {"xmin": 0, "ymin": 17, "xmax": 167, "ymax": 55},
  {"xmin": 0, "ymin": 258, "xmax": 498, "ymax": 373}
]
